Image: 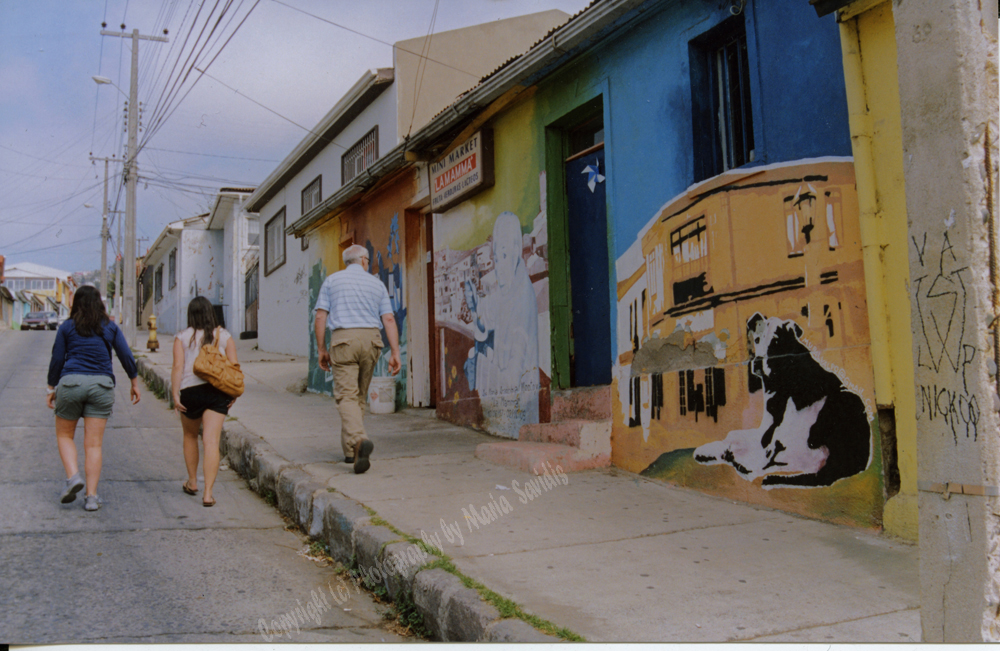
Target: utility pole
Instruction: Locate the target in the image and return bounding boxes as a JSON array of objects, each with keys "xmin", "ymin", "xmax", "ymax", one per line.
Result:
[
  {"xmin": 105, "ymin": 210, "xmax": 124, "ymax": 321},
  {"xmin": 99, "ymin": 27, "xmax": 167, "ymax": 347},
  {"xmin": 136, "ymin": 236, "xmax": 150, "ymax": 324},
  {"xmin": 89, "ymin": 155, "xmax": 119, "ymax": 305},
  {"xmin": 115, "ymin": 210, "xmax": 124, "ymax": 324}
]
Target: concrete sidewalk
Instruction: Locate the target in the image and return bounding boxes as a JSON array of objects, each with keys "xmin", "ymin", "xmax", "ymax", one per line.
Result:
[{"xmin": 135, "ymin": 332, "xmax": 920, "ymax": 643}]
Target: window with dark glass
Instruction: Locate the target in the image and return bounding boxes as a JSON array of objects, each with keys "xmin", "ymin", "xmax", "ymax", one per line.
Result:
[
  {"xmin": 154, "ymin": 265, "xmax": 164, "ymax": 302},
  {"xmin": 265, "ymin": 208, "xmax": 286, "ymax": 276},
  {"xmin": 690, "ymin": 15, "xmax": 755, "ymax": 182}
]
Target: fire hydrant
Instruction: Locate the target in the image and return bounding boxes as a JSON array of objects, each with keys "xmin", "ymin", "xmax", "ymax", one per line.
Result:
[{"xmin": 147, "ymin": 315, "xmax": 159, "ymax": 352}]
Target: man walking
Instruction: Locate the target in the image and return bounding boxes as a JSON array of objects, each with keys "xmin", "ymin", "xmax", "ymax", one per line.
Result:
[{"xmin": 314, "ymin": 244, "xmax": 401, "ymax": 474}]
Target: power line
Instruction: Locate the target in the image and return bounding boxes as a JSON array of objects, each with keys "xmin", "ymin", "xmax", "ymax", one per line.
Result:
[
  {"xmin": 192, "ymin": 66, "xmax": 335, "ymax": 144},
  {"xmin": 406, "ymin": 0, "xmax": 441, "ymax": 139},
  {"xmin": 144, "ymin": 146, "xmax": 279, "ymax": 162},
  {"xmin": 141, "ymin": 0, "xmax": 261, "ymax": 150},
  {"xmin": 5, "ymin": 235, "xmax": 102, "ymax": 257}
]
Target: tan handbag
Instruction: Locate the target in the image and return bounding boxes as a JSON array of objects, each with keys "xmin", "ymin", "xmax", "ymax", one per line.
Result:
[{"xmin": 193, "ymin": 327, "xmax": 245, "ymax": 397}]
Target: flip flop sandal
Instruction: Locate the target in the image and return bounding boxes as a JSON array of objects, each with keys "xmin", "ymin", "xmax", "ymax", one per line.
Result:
[
  {"xmin": 182, "ymin": 482, "xmax": 198, "ymax": 495},
  {"xmin": 203, "ymin": 498, "xmax": 216, "ymax": 507}
]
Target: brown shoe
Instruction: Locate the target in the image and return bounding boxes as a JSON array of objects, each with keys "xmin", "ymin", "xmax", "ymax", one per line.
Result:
[{"xmin": 353, "ymin": 439, "xmax": 374, "ymax": 474}]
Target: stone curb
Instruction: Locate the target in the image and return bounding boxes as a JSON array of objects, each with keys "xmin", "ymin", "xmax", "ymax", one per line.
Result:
[
  {"xmin": 135, "ymin": 356, "xmax": 172, "ymax": 407},
  {"xmin": 134, "ymin": 357, "xmax": 562, "ymax": 643}
]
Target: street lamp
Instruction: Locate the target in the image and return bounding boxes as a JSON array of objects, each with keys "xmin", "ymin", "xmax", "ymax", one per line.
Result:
[
  {"xmin": 91, "ymin": 76, "xmax": 127, "ymax": 97},
  {"xmin": 92, "ymin": 71, "xmax": 137, "ymax": 344}
]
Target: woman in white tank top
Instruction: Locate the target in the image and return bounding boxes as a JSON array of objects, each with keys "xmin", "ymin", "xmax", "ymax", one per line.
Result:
[{"xmin": 170, "ymin": 296, "xmax": 239, "ymax": 507}]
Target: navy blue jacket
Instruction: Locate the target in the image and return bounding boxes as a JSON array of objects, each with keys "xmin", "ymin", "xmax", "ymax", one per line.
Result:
[{"xmin": 47, "ymin": 319, "xmax": 138, "ymax": 387}]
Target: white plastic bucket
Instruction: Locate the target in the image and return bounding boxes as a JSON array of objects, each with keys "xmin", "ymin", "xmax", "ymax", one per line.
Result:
[{"xmin": 368, "ymin": 376, "xmax": 396, "ymax": 414}]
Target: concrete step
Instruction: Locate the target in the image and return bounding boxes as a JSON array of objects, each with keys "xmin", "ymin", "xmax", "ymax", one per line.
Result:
[
  {"xmin": 550, "ymin": 385, "xmax": 612, "ymax": 421},
  {"xmin": 475, "ymin": 441, "xmax": 611, "ymax": 474},
  {"xmin": 518, "ymin": 419, "xmax": 612, "ymax": 458}
]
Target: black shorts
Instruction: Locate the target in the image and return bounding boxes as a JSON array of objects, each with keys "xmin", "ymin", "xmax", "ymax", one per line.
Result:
[{"xmin": 179, "ymin": 383, "xmax": 232, "ymax": 420}]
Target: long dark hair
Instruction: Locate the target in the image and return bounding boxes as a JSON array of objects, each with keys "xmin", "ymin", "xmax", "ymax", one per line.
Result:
[
  {"xmin": 70, "ymin": 285, "xmax": 109, "ymax": 337},
  {"xmin": 186, "ymin": 296, "xmax": 217, "ymax": 347}
]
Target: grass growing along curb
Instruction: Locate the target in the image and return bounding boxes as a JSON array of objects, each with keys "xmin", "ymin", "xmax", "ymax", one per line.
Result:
[
  {"xmin": 420, "ymin": 557, "xmax": 585, "ymax": 642},
  {"xmin": 347, "ymin": 549, "xmax": 432, "ymax": 638},
  {"xmin": 369, "ymin": 515, "xmax": 445, "ymax": 559},
  {"xmin": 364, "ymin": 509, "xmax": 584, "ymax": 641},
  {"xmin": 137, "ymin": 367, "xmax": 168, "ymax": 401},
  {"xmin": 262, "ymin": 489, "xmax": 277, "ymax": 507}
]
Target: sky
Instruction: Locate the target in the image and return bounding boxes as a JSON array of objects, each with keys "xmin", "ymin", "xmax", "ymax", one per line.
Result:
[{"xmin": 0, "ymin": 0, "xmax": 592, "ymax": 275}]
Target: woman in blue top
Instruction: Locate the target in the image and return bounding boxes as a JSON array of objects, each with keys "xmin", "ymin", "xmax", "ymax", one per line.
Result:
[{"xmin": 47, "ymin": 285, "xmax": 141, "ymax": 511}]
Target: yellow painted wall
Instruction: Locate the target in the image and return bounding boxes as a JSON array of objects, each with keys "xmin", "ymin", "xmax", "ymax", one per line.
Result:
[
  {"xmin": 840, "ymin": 0, "xmax": 918, "ymax": 542},
  {"xmin": 614, "ymin": 161, "xmax": 884, "ymax": 528}
]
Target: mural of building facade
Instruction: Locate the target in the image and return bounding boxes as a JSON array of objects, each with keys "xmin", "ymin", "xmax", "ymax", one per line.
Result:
[{"xmin": 614, "ymin": 160, "xmax": 883, "ymax": 525}]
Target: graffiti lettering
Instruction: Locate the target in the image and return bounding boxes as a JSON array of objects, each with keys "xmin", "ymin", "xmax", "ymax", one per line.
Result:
[
  {"xmin": 918, "ymin": 384, "xmax": 980, "ymax": 443},
  {"xmin": 912, "ymin": 230, "xmax": 982, "ymax": 446},
  {"xmin": 913, "ymin": 232, "xmax": 972, "ymax": 381}
]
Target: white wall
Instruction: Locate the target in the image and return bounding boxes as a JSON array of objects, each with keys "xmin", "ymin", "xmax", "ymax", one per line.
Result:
[
  {"xmin": 154, "ymin": 244, "xmax": 182, "ymax": 335},
  {"xmin": 154, "ymin": 230, "xmax": 222, "ymax": 335},
  {"xmin": 257, "ymin": 188, "xmax": 310, "ymax": 356},
  {"xmin": 219, "ymin": 209, "xmax": 239, "ymax": 333},
  {"xmin": 256, "ymin": 86, "xmax": 398, "ymax": 357}
]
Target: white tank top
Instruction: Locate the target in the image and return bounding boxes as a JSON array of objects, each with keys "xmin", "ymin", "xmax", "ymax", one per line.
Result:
[{"xmin": 177, "ymin": 327, "xmax": 233, "ymax": 390}]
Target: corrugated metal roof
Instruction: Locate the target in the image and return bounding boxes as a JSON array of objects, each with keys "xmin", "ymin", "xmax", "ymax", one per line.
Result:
[
  {"xmin": 430, "ymin": 0, "xmax": 607, "ymax": 121},
  {"xmin": 476, "ymin": 0, "xmax": 600, "ymax": 85}
]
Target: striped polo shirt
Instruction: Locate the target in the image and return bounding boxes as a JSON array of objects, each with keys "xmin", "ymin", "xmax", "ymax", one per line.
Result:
[{"xmin": 314, "ymin": 263, "xmax": 392, "ymax": 330}]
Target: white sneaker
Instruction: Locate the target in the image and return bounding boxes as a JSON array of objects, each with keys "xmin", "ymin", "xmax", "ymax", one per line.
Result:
[{"xmin": 83, "ymin": 495, "xmax": 101, "ymax": 511}]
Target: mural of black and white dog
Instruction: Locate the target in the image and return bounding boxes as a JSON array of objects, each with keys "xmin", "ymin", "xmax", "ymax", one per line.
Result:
[{"xmin": 694, "ymin": 313, "xmax": 871, "ymax": 488}]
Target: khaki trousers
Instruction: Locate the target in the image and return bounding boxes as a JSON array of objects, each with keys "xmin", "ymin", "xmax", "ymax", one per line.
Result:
[{"xmin": 329, "ymin": 328, "xmax": 383, "ymax": 457}]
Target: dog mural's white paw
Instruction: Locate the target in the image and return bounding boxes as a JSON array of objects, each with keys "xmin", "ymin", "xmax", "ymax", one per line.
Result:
[
  {"xmin": 760, "ymin": 396, "xmax": 829, "ymax": 478},
  {"xmin": 694, "ymin": 427, "xmax": 771, "ymax": 479}
]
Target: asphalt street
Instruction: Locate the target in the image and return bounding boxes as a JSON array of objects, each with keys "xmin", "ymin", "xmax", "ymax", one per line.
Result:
[{"xmin": 0, "ymin": 330, "xmax": 407, "ymax": 644}]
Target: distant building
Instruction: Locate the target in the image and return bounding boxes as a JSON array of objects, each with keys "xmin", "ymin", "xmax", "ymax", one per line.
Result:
[
  {"xmin": 142, "ymin": 214, "xmax": 222, "ymax": 335},
  {"xmin": 0, "ymin": 261, "xmax": 76, "ymax": 321}
]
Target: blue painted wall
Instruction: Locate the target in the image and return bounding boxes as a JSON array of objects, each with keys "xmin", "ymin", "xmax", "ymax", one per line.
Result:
[
  {"xmin": 751, "ymin": 2, "xmax": 852, "ymax": 164},
  {"xmin": 537, "ymin": 0, "xmax": 852, "ymax": 263},
  {"xmin": 526, "ymin": 0, "xmax": 851, "ymax": 358}
]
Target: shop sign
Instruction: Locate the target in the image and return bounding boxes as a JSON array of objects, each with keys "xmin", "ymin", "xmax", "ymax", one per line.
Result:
[{"xmin": 430, "ymin": 130, "xmax": 494, "ymax": 212}]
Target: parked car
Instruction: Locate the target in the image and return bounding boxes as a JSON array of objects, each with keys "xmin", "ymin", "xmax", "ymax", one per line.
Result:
[{"xmin": 21, "ymin": 311, "xmax": 58, "ymax": 330}]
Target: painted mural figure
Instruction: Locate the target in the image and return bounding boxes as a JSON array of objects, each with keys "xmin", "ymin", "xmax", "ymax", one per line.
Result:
[
  {"xmin": 463, "ymin": 211, "xmax": 539, "ymax": 438},
  {"xmin": 693, "ymin": 313, "xmax": 871, "ymax": 488},
  {"xmin": 368, "ymin": 212, "xmax": 407, "ymax": 381}
]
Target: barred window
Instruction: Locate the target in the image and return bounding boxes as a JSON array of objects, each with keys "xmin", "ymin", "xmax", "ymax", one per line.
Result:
[
  {"xmin": 342, "ymin": 126, "xmax": 378, "ymax": 184},
  {"xmin": 168, "ymin": 250, "xmax": 177, "ymax": 289},
  {"xmin": 302, "ymin": 175, "xmax": 322, "ymax": 215}
]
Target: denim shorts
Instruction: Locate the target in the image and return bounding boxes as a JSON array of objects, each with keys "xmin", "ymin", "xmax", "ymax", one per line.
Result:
[
  {"xmin": 55, "ymin": 374, "xmax": 116, "ymax": 420},
  {"xmin": 178, "ymin": 383, "xmax": 231, "ymax": 420}
]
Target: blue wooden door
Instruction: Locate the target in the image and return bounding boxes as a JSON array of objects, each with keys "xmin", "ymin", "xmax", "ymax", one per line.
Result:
[{"xmin": 565, "ymin": 148, "xmax": 611, "ymax": 386}]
